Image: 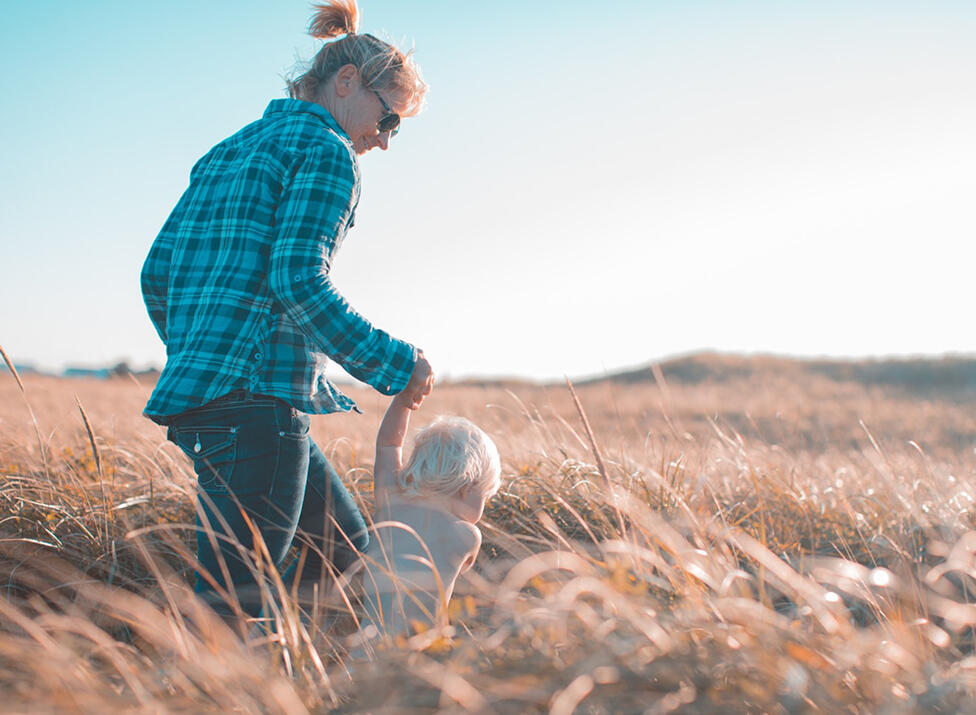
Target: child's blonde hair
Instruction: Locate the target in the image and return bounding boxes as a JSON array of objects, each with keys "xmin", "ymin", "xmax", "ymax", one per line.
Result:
[{"xmin": 398, "ymin": 417, "xmax": 501, "ymax": 500}]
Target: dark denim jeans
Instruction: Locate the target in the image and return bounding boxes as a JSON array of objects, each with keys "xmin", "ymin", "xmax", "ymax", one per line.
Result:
[{"xmin": 166, "ymin": 390, "xmax": 368, "ymax": 616}]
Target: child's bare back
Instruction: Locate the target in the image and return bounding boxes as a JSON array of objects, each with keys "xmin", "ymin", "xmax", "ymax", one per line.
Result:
[
  {"xmin": 362, "ymin": 498, "xmax": 480, "ymax": 634},
  {"xmin": 357, "ymin": 392, "xmax": 499, "ymax": 638}
]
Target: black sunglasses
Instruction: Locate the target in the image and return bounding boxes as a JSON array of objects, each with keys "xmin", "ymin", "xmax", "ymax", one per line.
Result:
[{"xmin": 369, "ymin": 88, "xmax": 400, "ymax": 137}]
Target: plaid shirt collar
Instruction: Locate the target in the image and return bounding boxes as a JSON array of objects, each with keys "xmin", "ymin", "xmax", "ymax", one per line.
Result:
[{"xmin": 264, "ymin": 98, "xmax": 351, "ymax": 144}]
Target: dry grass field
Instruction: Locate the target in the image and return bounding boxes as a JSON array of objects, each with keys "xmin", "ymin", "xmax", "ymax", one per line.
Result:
[{"xmin": 1, "ymin": 353, "xmax": 976, "ymax": 713}]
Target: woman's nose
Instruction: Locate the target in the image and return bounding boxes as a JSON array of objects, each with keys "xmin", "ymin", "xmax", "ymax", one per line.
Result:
[{"xmin": 376, "ymin": 131, "xmax": 391, "ymax": 151}]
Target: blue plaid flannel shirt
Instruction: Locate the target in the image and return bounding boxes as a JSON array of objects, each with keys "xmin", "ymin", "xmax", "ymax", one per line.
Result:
[{"xmin": 141, "ymin": 99, "xmax": 417, "ymax": 420}]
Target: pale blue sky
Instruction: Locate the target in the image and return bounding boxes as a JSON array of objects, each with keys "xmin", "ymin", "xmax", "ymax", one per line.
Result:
[{"xmin": 2, "ymin": 1, "xmax": 974, "ymax": 380}]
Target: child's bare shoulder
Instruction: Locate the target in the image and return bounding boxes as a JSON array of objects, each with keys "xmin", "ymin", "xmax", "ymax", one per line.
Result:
[
  {"xmin": 429, "ymin": 515, "xmax": 480, "ymax": 557},
  {"xmin": 450, "ymin": 520, "xmax": 482, "ymax": 572},
  {"xmin": 451, "ymin": 519, "xmax": 481, "ymax": 549},
  {"xmin": 446, "ymin": 519, "xmax": 481, "ymax": 564}
]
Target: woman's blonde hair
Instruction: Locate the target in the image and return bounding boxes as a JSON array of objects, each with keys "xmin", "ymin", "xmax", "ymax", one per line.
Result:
[
  {"xmin": 398, "ymin": 417, "xmax": 502, "ymax": 500},
  {"xmin": 287, "ymin": 0, "xmax": 427, "ymax": 116}
]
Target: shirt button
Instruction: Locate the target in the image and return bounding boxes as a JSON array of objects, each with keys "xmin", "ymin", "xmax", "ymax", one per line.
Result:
[
  {"xmin": 254, "ymin": 352, "xmax": 263, "ymax": 361},
  {"xmin": 293, "ymin": 274, "xmax": 302, "ymax": 282}
]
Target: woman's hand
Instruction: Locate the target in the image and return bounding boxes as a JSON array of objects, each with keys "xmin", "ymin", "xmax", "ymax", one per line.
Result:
[{"xmin": 401, "ymin": 352, "xmax": 434, "ymax": 409}]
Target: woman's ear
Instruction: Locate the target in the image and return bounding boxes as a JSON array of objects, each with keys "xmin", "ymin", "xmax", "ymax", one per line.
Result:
[{"xmin": 334, "ymin": 64, "xmax": 359, "ymax": 97}]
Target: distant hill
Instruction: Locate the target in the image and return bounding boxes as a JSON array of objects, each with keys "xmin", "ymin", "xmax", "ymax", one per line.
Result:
[
  {"xmin": 1, "ymin": 361, "xmax": 160, "ymax": 380},
  {"xmin": 5, "ymin": 353, "xmax": 976, "ymax": 401},
  {"xmin": 578, "ymin": 352, "xmax": 976, "ymax": 401}
]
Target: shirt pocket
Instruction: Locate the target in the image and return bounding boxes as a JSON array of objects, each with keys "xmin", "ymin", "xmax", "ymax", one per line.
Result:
[{"xmin": 172, "ymin": 426, "xmax": 239, "ymax": 495}]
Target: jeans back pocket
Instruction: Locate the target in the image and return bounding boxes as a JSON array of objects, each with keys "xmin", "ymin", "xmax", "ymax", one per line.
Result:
[{"xmin": 172, "ymin": 426, "xmax": 239, "ymax": 494}]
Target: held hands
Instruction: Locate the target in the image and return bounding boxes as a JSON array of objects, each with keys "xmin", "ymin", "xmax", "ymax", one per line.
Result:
[{"xmin": 400, "ymin": 352, "xmax": 434, "ymax": 410}]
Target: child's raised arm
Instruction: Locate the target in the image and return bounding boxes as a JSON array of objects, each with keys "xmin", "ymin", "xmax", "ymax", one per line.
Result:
[
  {"xmin": 374, "ymin": 355, "xmax": 434, "ymax": 505},
  {"xmin": 374, "ymin": 392, "xmax": 411, "ymax": 503}
]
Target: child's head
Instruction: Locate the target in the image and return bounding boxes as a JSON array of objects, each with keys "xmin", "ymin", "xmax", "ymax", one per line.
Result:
[{"xmin": 398, "ymin": 416, "xmax": 501, "ymax": 519}]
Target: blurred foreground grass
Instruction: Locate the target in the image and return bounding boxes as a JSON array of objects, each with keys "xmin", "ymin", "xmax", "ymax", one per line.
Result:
[{"xmin": 1, "ymin": 356, "xmax": 975, "ymax": 713}]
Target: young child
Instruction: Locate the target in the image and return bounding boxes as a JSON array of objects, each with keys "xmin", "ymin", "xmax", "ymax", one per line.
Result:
[{"xmin": 357, "ymin": 390, "xmax": 501, "ymax": 639}]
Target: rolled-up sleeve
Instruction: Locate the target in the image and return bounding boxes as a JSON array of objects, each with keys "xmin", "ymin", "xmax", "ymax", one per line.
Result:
[{"xmin": 268, "ymin": 143, "xmax": 417, "ymax": 395}]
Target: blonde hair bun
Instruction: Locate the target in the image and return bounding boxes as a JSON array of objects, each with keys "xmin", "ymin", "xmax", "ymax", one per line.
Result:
[{"xmin": 309, "ymin": 0, "xmax": 360, "ymax": 39}]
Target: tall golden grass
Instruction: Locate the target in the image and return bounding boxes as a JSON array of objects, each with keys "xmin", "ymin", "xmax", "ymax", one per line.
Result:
[{"xmin": 1, "ymin": 356, "xmax": 975, "ymax": 712}]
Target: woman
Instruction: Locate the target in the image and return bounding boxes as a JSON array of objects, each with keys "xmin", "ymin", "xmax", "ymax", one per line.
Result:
[{"xmin": 140, "ymin": 0, "xmax": 433, "ymax": 618}]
